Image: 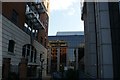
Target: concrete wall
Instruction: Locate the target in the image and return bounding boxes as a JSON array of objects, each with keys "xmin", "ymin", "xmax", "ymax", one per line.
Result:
[
  {"xmin": 84, "ymin": 2, "xmax": 97, "ymax": 78},
  {"xmin": 2, "ymin": 15, "xmax": 30, "ymax": 65},
  {"xmin": 83, "ymin": 2, "xmax": 113, "ymax": 78},
  {"xmin": 33, "ymin": 40, "xmax": 47, "ymax": 77},
  {"xmin": 95, "ymin": 3, "xmax": 113, "ymax": 78}
]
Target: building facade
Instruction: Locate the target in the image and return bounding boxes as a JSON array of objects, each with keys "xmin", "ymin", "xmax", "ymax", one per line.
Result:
[
  {"xmin": 82, "ymin": 2, "xmax": 120, "ymax": 79},
  {"xmin": 48, "ymin": 31, "xmax": 84, "ymax": 73},
  {"xmin": 48, "ymin": 40, "xmax": 67, "ymax": 73},
  {"xmin": 1, "ymin": 1, "xmax": 49, "ymax": 80}
]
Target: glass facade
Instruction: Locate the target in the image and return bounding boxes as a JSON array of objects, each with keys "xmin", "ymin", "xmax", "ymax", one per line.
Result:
[{"xmin": 48, "ymin": 32, "xmax": 84, "ymax": 62}]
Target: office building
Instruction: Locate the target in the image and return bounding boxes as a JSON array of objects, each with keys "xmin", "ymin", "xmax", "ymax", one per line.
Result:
[
  {"xmin": 81, "ymin": 2, "xmax": 120, "ymax": 79},
  {"xmin": 48, "ymin": 31, "xmax": 84, "ymax": 73},
  {"xmin": 48, "ymin": 40, "xmax": 67, "ymax": 73}
]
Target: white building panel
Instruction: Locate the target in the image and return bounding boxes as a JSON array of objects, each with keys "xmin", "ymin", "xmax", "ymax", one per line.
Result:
[
  {"xmin": 2, "ymin": 16, "xmax": 47, "ymax": 77},
  {"xmin": 33, "ymin": 40, "xmax": 47, "ymax": 77}
]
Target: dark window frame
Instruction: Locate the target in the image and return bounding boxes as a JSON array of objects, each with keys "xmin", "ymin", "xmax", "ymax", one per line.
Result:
[
  {"xmin": 22, "ymin": 44, "xmax": 37, "ymax": 63},
  {"xmin": 8, "ymin": 40, "xmax": 15, "ymax": 53},
  {"xmin": 11, "ymin": 9, "xmax": 18, "ymax": 24}
]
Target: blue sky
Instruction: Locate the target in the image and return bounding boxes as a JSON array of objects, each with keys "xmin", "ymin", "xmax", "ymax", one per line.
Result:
[{"xmin": 48, "ymin": 0, "xmax": 84, "ymax": 36}]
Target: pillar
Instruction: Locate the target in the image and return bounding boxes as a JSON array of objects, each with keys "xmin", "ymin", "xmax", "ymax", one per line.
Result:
[
  {"xmin": 75, "ymin": 48, "xmax": 78, "ymax": 70},
  {"xmin": 57, "ymin": 47, "xmax": 60, "ymax": 71},
  {"xmin": 2, "ymin": 58, "xmax": 11, "ymax": 80},
  {"xmin": 19, "ymin": 58, "xmax": 27, "ymax": 80}
]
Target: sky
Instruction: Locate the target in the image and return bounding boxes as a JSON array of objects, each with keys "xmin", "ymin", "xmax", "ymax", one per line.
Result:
[{"xmin": 48, "ymin": 0, "xmax": 84, "ymax": 36}]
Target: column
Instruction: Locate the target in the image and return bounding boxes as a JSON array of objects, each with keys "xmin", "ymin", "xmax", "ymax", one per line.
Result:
[
  {"xmin": 95, "ymin": 2, "xmax": 113, "ymax": 78},
  {"xmin": 19, "ymin": 58, "xmax": 27, "ymax": 80},
  {"xmin": 66, "ymin": 48, "xmax": 69, "ymax": 69},
  {"xmin": 86, "ymin": 2, "xmax": 97, "ymax": 77},
  {"xmin": 2, "ymin": 58, "xmax": 11, "ymax": 80},
  {"xmin": 75, "ymin": 48, "xmax": 78, "ymax": 70},
  {"xmin": 29, "ymin": 46, "xmax": 31, "ymax": 62},
  {"xmin": 57, "ymin": 47, "xmax": 60, "ymax": 71}
]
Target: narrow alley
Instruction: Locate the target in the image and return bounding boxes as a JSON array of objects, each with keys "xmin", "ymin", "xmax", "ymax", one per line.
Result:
[{"xmin": 0, "ymin": 0, "xmax": 120, "ymax": 80}]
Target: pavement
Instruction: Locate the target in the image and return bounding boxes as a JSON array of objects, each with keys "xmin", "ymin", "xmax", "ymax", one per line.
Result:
[
  {"xmin": 42, "ymin": 75, "xmax": 52, "ymax": 80},
  {"xmin": 41, "ymin": 71, "xmax": 96, "ymax": 80},
  {"xmin": 79, "ymin": 71, "xmax": 96, "ymax": 80}
]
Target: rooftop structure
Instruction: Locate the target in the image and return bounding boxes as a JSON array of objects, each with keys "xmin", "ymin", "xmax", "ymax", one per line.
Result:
[{"xmin": 56, "ymin": 31, "xmax": 84, "ymax": 36}]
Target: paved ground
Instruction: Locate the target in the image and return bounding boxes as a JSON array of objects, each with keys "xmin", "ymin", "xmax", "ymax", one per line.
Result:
[
  {"xmin": 79, "ymin": 71, "xmax": 96, "ymax": 80},
  {"xmin": 41, "ymin": 71, "xmax": 96, "ymax": 80},
  {"xmin": 42, "ymin": 75, "xmax": 51, "ymax": 80}
]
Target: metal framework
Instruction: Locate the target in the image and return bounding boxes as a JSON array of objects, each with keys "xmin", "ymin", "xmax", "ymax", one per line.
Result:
[{"xmin": 25, "ymin": 2, "xmax": 46, "ymax": 30}]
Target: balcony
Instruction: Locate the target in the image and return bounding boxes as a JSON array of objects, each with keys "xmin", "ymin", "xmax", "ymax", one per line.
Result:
[
  {"xmin": 35, "ymin": 2, "xmax": 47, "ymax": 13},
  {"xmin": 27, "ymin": 2, "xmax": 47, "ymax": 14},
  {"xmin": 25, "ymin": 2, "xmax": 45, "ymax": 30}
]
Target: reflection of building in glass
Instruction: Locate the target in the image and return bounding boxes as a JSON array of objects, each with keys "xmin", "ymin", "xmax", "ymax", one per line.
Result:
[
  {"xmin": 48, "ymin": 31, "xmax": 84, "ymax": 71},
  {"xmin": 48, "ymin": 40, "xmax": 67, "ymax": 73}
]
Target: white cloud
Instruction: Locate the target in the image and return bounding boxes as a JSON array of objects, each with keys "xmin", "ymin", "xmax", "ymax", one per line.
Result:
[
  {"xmin": 67, "ymin": 8, "xmax": 76, "ymax": 16},
  {"xmin": 50, "ymin": 0, "xmax": 80, "ymax": 11}
]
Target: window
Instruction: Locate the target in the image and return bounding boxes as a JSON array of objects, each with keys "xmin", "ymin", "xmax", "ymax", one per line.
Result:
[
  {"xmin": 22, "ymin": 44, "xmax": 37, "ymax": 63},
  {"xmin": 40, "ymin": 37, "xmax": 43, "ymax": 44},
  {"xmin": 11, "ymin": 9, "xmax": 18, "ymax": 23},
  {"xmin": 35, "ymin": 30, "xmax": 39, "ymax": 40},
  {"xmin": 22, "ymin": 46, "xmax": 26, "ymax": 57},
  {"xmin": 34, "ymin": 50, "xmax": 37, "ymax": 62},
  {"xmin": 8, "ymin": 40, "xmax": 15, "ymax": 53}
]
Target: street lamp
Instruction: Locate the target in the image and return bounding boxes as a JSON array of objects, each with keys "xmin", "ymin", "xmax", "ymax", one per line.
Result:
[{"xmin": 39, "ymin": 53, "xmax": 44, "ymax": 80}]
